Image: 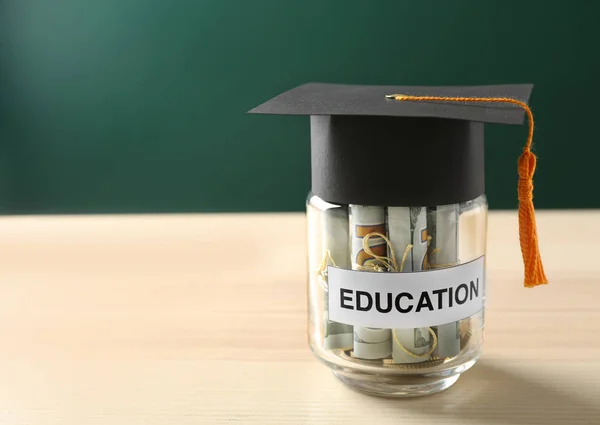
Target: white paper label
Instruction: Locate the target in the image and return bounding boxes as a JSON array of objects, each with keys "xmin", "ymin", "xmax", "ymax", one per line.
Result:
[{"xmin": 328, "ymin": 256, "xmax": 484, "ymax": 329}]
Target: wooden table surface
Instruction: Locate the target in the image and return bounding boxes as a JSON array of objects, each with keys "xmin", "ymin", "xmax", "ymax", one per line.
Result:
[{"xmin": 0, "ymin": 211, "xmax": 598, "ymax": 424}]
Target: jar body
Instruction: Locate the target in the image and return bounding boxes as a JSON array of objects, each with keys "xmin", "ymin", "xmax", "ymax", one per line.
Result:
[{"xmin": 306, "ymin": 194, "xmax": 487, "ymax": 397}]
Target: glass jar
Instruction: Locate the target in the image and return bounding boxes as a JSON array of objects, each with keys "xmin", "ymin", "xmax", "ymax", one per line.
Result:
[{"xmin": 307, "ymin": 193, "xmax": 487, "ymax": 397}]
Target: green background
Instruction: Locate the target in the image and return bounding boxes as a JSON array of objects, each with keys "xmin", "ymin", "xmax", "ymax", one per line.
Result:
[{"xmin": 0, "ymin": 0, "xmax": 596, "ymax": 214}]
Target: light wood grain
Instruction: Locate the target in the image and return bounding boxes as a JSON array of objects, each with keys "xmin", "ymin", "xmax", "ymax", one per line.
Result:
[{"xmin": 0, "ymin": 211, "xmax": 597, "ymax": 424}]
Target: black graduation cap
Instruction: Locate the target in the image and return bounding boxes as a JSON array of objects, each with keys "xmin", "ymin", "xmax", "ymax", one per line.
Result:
[{"xmin": 249, "ymin": 83, "xmax": 533, "ymax": 207}]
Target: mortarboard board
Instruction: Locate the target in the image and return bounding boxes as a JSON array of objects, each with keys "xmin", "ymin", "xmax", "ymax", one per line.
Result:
[{"xmin": 248, "ymin": 83, "xmax": 533, "ymax": 207}]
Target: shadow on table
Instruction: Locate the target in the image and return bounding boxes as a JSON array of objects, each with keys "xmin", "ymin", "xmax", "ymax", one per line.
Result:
[{"xmin": 394, "ymin": 360, "xmax": 599, "ymax": 424}]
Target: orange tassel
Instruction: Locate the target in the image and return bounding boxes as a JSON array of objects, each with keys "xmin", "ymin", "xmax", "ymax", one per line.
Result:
[{"xmin": 387, "ymin": 94, "xmax": 548, "ymax": 287}]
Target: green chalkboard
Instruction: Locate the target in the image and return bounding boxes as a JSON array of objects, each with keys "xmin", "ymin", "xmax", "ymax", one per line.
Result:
[{"xmin": 0, "ymin": 0, "xmax": 597, "ymax": 214}]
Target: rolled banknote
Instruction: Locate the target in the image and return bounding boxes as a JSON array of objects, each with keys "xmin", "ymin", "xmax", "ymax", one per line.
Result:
[
  {"xmin": 353, "ymin": 330, "xmax": 393, "ymax": 360},
  {"xmin": 322, "ymin": 205, "xmax": 353, "ymax": 350},
  {"xmin": 324, "ymin": 312, "xmax": 353, "ymax": 350},
  {"xmin": 350, "ymin": 205, "xmax": 392, "ymax": 359},
  {"xmin": 390, "ymin": 207, "xmax": 434, "ymax": 363},
  {"xmin": 410, "ymin": 207, "xmax": 429, "ymax": 273},
  {"xmin": 429, "ymin": 204, "xmax": 462, "ymax": 359},
  {"xmin": 387, "ymin": 207, "xmax": 413, "ymax": 273},
  {"xmin": 392, "ymin": 328, "xmax": 434, "ymax": 363}
]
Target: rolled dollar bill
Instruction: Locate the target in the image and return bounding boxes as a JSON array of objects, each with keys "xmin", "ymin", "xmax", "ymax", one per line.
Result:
[
  {"xmin": 387, "ymin": 207, "xmax": 413, "ymax": 273},
  {"xmin": 435, "ymin": 321, "xmax": 461, "ymax": 357},
  {"xmin": 355, "ymin": 327, "xmax": 390, "ymax": 343},
  {"xmin": 350, "ymin": 205, "xmax": 392, "ymax": 359},
  {"xmin": 322, "ymin": 205, "xmax": 353, "ymax": 350},
  {"xmin": 390, "ymin": 207, "xmax": 433, "ymax": 363},
  {"xmin": 353, "ymin": 332, "xmax": 393, "ymax": 359},
  {"xmin": 410, "ymin": 207, "xmax": 428, "ymax": 272},
  {"xmin": 428, "ymin": 204, "xmax": 462, "ymax": 359},
  {"xmin": 353, "ymin": 327, "xmax": 393, "ymax": 360},
  {"xmin": 324, "ymin": 311, "xmax": 353, "ymax": 349},
  {"xmin": 392, "ymin": 327, "xmax": 434, "ymax": 362}
]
